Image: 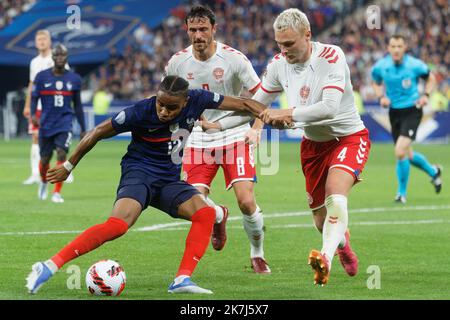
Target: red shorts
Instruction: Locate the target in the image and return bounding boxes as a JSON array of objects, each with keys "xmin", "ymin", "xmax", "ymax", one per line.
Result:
[
  {"xmin": 182, "ymin": 141, "xmax": 256, "ymax": 190},
  {"xmin": 28, "ymin": 110, "xmax": 41, "ymax": 134},
  {"xmin": 301, "ymin": 128, "xmax": 371, "ymax": 210}
]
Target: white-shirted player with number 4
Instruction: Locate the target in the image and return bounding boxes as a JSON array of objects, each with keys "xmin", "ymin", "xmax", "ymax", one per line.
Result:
[
  {"xmin": 165, "ymin": 5, "xmax": 270, "ymax": 273},
  {"xmin": 217, "ymin": 9, "xmax": 371, "ymax": 285}
]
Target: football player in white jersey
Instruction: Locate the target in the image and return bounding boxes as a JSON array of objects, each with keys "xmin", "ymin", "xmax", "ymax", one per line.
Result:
[
  {"xmin": 22, "ymin": 30, "xmax": 73, "ymax": 185},
  {"xmin": 165, "ymin": 6, "xmax": 270, "ymax": 273},
  {"xmin": 258, "ymin": 9, "xmax": 371, "ymax": 286},
  {"xmin": 211, "ymin": 9, "xmax": 371, "ymax": 285}
]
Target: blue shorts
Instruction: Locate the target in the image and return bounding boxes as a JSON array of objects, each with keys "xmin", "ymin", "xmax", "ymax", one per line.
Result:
[
  {"xmin": 39, "ymin": 131, "xmax": 72, "ymax": 157},
  {"xmin": 115, "ymin": 169, "xmax": 201, "ymax": 218}
]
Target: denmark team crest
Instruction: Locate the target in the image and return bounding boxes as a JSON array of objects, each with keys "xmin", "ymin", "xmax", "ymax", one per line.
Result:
[
  {"xmin": 300, "ymin": 85, "xmax": 310, "ymax": 105},
  {"xmin": 213, "ymin": 67, "xmax": 224, "ymax": 83}
]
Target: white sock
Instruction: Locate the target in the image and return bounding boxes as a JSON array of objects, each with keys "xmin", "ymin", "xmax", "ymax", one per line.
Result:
[
  {"xmin": 321, "ymin": 195, "xmax": 348, "ymax": 267},
  {"xmin": 338, "ymin": 235, "xmax": 347, "ymax": 249},
  {"xmin": 203, "ymin": 196, "xmax": 223, "ymax": 224},
  {"xmin": 31, "ymin": 144, "xmax": 40, "ymax": 177},
  {"xmin": 44, "ymin": 259, "xmax": 59, "ymax": 274},
  {"xmin": 243, "ymin": 206, "xmax": 264, "ymax": 258}
]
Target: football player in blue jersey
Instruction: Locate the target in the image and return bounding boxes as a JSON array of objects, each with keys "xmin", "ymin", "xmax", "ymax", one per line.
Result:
[
  {"xmin": 26, "ymin": 75, "xmax": 267, "ymax": 295},
  {"xmin": 30, "ymin": 44, "xmax": 86, "ymax": 203},
  {"xmin": 371, "ymin": 35, "xmax": 442, "ymax": 204}
]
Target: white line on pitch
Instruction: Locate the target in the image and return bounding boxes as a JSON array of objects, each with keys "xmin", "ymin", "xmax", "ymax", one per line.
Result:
[{"xmin": 0, "ymin": 205, "xmax": 449, "ymax": 236}]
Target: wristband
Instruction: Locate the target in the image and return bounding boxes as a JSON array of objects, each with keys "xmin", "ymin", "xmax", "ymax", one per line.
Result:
[{"xmin": 63, "ymin": 160, "xmax": 74, "ymax": 172}]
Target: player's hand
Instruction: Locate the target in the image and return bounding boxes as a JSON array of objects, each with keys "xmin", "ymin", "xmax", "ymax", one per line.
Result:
[
  {"xmin": 23, "ymin": 107, "xmax": 30, "ymax": 118},
  {"xmin": 79, "ymin": 131, "xmax": 87, "ymax": 140},
  {"xmin": 47, "ymin": 164, "xmax": 70, "ymax": 184},
  {"xmin": 379, "ymin": 96, "xmax": 391, "ymax": 108},
  {"xmin": 245, "ymin": 128, "xmax": 261, "ymax": 146},
  {"xmin": 199, "ymin": 115, "xmax": 221, "ymax": 133},
  {"xmin": 416, "ymin": 95, "xmax": 429, "ymax": 109},
  {"xmin": 31, "ymin": 115, "xmax": 39, "ymax": 127},
  {"xmin": 259, "ymin": 109, "xmax": 293, "ymax": 128}
]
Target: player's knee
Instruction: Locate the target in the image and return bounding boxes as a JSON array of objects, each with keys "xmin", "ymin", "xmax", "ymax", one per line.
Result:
[{"xmin": 237, "ymin": 195, "xmax": 256, "ymax": 215}]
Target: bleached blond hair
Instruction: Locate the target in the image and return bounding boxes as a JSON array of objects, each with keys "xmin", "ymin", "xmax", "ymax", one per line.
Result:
[
  {"xmin": 35, "ymin": 29, "xmax": 51, "ymax": 38},
  {"xmin": 273, "ymin": 8, "xmax": 310, "ymax": 34}
]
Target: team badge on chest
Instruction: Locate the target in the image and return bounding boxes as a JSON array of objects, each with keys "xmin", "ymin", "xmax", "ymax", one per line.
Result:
[
  {"xmin": 213, "ymin": 67, "xmax": 224, "ymax": 83},
  {"xmin": 300, "ymin": 85, "xmax": 310, "ymax": 105},
  {"xmin": 56, "ymin": 81, "xmax": 64, "ymax": 90}
]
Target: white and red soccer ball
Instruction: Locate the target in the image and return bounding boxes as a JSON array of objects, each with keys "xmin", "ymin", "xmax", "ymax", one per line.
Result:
[{"xmin": 86, "ymin": 260, "xmax": 126, "ymax": 296}]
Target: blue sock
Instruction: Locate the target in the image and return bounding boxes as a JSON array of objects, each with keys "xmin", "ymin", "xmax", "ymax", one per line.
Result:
[
  {"xmin": 396, "ymin": 158, "xmax": 410, "ymax": 197},
  {"xmin": 410, "ymin": 152, "xmax": 437, "ymax": 178}
]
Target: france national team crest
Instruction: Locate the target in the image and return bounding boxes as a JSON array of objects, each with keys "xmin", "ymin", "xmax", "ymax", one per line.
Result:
[
  {"xmin": 56, "ymin": 81, "xmax": 64, "ymax": 90},
  {"xmin": 67, "ymin": 81, "xmax": 72, "ymax": 91},
  {"xmin": 213, "ymin": 67, "xmax": 224, "ymax": 83},
  {"xmin": 187, "ymin": 73, "xmax": 194, "ymax": 80},
  {"xmin": 300, "ymin": 85, "xmax": 310, "ymax": 105}
]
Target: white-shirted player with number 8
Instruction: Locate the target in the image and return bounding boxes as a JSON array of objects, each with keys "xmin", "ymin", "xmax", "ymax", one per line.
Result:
[{"xmin": 165, "ymin": 5, "xmax": 270, "ymax": 273}]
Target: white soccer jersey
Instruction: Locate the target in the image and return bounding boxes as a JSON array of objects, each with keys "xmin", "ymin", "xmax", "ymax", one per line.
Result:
[
  {"xmin": 258, "ymin": 42, "xmax": 365, "ymax": 142},
  {"xmin": 165, "ymin": 42, "xmax": 261, "ymax": 148},
  {"xmin": 29, "ymin": 54, "xmax": 70, "ymax": 110}
]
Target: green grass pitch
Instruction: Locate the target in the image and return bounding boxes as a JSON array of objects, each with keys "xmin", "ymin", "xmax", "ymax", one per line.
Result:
[{"xmin": 1, "ymin": 139, "xmax": 449, "ymax": 300}]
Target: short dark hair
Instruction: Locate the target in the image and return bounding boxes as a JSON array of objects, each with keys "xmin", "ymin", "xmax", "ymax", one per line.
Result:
[
  {"xmin": 52, "ymin": 43, "xmax": 68, "ymax": 55},
  {"xmin": 185, "ymin": 5, "xmax": 216, "ymax": 26},
  {"xmin": 390, "ymin": 34, "xmax": 406, "ymax": 42},
  {"xmin": 159, "ymin": 76, "xmax": 189, "ymax": 97}
]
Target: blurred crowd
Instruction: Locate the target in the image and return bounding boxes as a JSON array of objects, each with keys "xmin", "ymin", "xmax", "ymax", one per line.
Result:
[
  {"xmin": 322, "ymin": 0, "xmax": 449, "ymax": 103},
  {"xmin": 83, "ymin": 0, "xmax": 448, "ymax": 107},
  {"xmin": 0, "ymin": 0, "xmax": 35, "ymax": 30},
  {"xmin": 84, "ymin": 0, "xmax": 368, "ymax": 101}
]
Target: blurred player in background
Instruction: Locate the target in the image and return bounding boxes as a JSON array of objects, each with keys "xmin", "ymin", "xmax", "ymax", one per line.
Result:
[
  {"xmin": 26, "ymin": 76, "xmax": 268, "ymax": 295},
  {"xmin": 165, "ymin": 5, "xmax": 270, "ymax": 273},
  {"xmin": 371, "ymin": 35, "xmax": 442, "ymax": 204},
  {"xmin": 254, "ymin": 9, "xmax": 370, "ymax": 286},
  {"xmin": 31, "ymin": 44, "xmax": 86, "ymax": 203},
  {"xmin": 22, "ymin": 30, "xmax": 74, "ymax": 185}
]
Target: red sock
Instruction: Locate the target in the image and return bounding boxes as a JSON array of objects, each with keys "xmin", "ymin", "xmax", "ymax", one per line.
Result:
[
  {"xmin": 51, "ymin": 217, "xmax": 129, "ymax": 269},
  {"xmin": 53, "ymin": 161, "xmax": 65, "ymax": 193},
  {"xmin": 176, "ymin": 207, "xmax": 215, "ymax": 277},
  {"xmin": 39, "ymin": 161, "xmax": 49, "ymax": 183}
]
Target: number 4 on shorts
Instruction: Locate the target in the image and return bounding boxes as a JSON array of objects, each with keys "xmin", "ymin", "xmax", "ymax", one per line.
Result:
[{"xmin": 337, "ymin": 147, "xmax": 347, "ymax": 162}]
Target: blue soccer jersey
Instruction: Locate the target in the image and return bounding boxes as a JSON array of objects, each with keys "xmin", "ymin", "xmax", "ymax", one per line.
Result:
[
  {"xmin": 31, "ymin": 68, "xmax": 84, "ymax": 137},
  {"xmin": 111, "ymin": 89, "xmax": 224, "ymax": 182},
  {"xmin": 371, "ymin": 54, "xmax": 430, "ymax": 109}
]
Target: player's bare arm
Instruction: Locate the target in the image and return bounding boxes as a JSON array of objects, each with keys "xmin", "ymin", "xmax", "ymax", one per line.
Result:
[
  {"xmin": 372, "ymin": 81, "xmax": 390, "ymax": 108},
  {"xmin": 416, "ymin": 72, "xmax": 435, "ymax": 108},
  {"xmin": 23, "ymin": 81, "xmax": 33, "ymax": 118},
  {"xmin": 218, "ymin": 96, "xmax": 267, "ymax": 118},
  {"xmin": 46, "ymin": 119, "xmax": 117, "ymax": 183}
]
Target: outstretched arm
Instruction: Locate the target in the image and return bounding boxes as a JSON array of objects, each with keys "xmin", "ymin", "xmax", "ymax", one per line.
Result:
[
  {"xmin": 46, "ymin": 119, "xmax": 117, "ymax": 183},
  {"xmin": 217, "ymin": 96, "xmax": 267, "ymax": 117},
  {"xmin": 73, "ymin": 90, "xmax": 87, "ymax": 137}
]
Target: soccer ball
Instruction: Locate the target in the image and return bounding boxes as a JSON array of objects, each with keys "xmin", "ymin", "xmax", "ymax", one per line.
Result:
[{"xmin": 86, "ymin": 260, "xmax": 126, "ymax": 296}]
